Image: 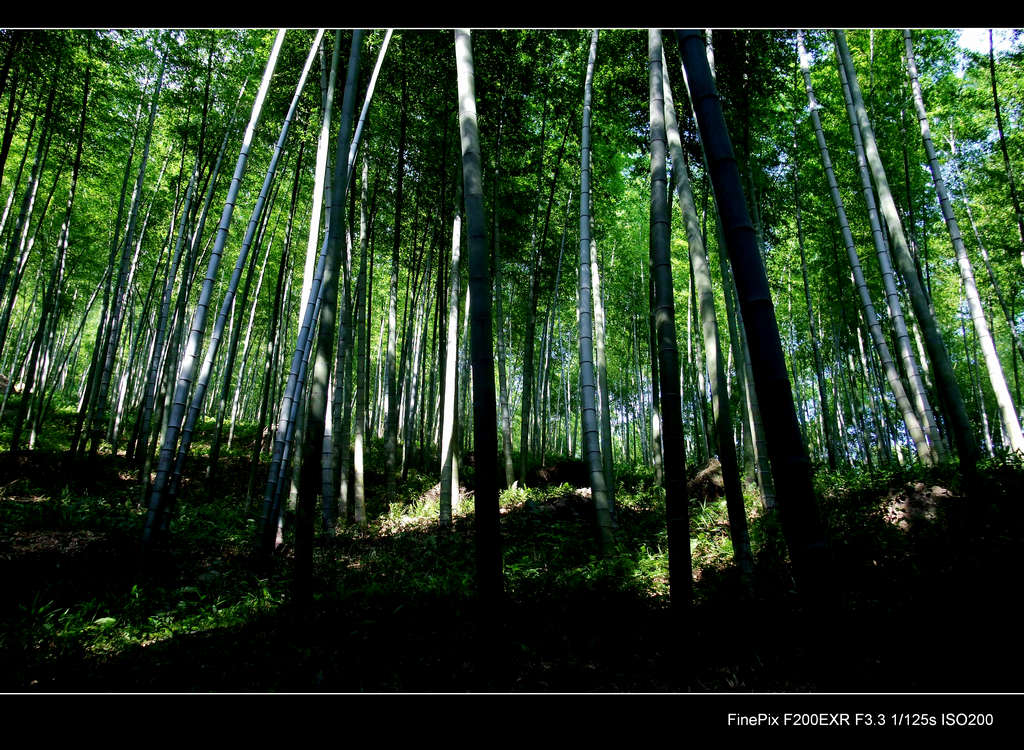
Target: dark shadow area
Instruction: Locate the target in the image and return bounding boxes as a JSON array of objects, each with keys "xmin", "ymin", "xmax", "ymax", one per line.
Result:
[{"xmin": 3, "ymin": 443, "xmax": 1024, "ymax": 692}]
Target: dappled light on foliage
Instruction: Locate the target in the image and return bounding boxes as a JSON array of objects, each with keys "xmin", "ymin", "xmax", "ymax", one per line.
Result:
[{"xmin": 4, "ymin": 419, "xmax": 1024, "ymax": 690}]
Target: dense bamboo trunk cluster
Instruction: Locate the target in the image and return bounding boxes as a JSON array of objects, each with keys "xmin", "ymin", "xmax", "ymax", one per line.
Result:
[
  {"xmin": 2, "ymin": 27, "xmax": 1020, "ymax": 629},
  {"xmin": 834, "ymin": 30, "xmax": 980, "ymax": 477},
  {"xmin": 678, "ymin": 28, "xmax": 827, "ymax": 596},
  {"xmin": 903, "ymin": 30, "xmax": 1024, "ymax": 455},
  {"xmin": 145, "ymin": 30, "xmax": 288, "ymax": 547},
  {"xmin": 661, "ymin": 46, "xmax": 752, "ymax": 578},
  {"xmin": 796, "ymin": 30, "xmax": 935, "ymax": 466}
]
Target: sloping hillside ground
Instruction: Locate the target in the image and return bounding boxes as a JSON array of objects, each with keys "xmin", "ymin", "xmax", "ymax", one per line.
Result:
[{"xmin": 2, "ymin": 419, "xmax": 1023, "ymax": 692}]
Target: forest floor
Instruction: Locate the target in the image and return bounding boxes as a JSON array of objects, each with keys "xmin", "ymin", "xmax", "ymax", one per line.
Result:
[{"xmin": 3, "ymin": 411, "xmax": 1024, "ymax": 693}]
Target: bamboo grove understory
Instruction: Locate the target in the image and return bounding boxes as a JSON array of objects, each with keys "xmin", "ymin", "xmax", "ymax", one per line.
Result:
[{"xmin": 1, "ymin": 27, "xmax": 1023, "ymax": 607}]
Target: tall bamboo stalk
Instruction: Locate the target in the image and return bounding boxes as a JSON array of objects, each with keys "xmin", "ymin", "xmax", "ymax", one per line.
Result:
[
  {"xmin": 904, "ymin": 29, "xmax": 1024, "ymax": 454},
  {"xmin": 454, "ymin": 28, "xmax": 503, "ymax": 601}
]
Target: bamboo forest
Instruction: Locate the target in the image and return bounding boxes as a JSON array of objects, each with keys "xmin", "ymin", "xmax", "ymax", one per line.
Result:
[{"xmin": 3, "ymin": 26, "xmax": 1024, "ymax": 697}]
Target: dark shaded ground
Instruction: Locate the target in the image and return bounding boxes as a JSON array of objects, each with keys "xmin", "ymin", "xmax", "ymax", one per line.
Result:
[{"xmin": 2, "ymin": 448, "xmax": 1024, "ymax": 693}]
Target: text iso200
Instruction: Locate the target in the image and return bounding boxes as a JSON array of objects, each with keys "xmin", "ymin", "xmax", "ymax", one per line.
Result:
[{"xmin": 941, "ymin": 714, "xmax": 994, "ymax": 727}]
